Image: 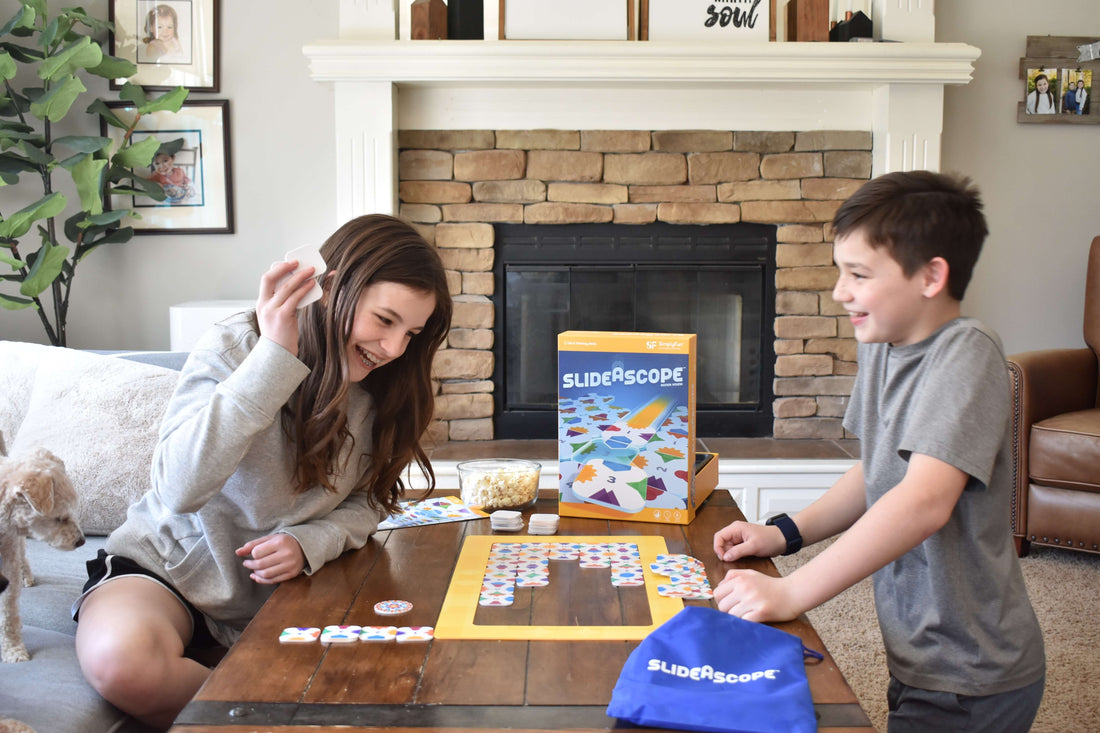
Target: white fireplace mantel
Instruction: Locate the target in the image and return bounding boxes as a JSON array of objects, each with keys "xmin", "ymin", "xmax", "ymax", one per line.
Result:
[{"xmin": 303, "ymin": 39, "xmax": 980, "ymax": 221}]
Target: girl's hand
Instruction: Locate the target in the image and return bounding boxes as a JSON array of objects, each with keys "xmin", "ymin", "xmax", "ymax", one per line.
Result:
[
  {"xmin": 256, "ymin": 260, "xmax": 316, "ymax": 357},
  {"xmin": 235, "ymin": 533, "xmax": 306, "ymax": 585},
  {"xmin": 713, "ymin": 569, "xmax": 800, "ymax": 623}
]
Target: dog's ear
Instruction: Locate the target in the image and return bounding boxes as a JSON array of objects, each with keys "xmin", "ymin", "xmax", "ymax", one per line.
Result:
[{"xmin": 15, "ymin": 470, "xmax": 56, "ymax": 515}]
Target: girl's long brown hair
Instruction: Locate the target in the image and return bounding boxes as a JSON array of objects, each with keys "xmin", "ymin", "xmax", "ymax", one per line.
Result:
[{"xmin": 281, "ymin": 215, "xmax": 453, "ymax": 514}]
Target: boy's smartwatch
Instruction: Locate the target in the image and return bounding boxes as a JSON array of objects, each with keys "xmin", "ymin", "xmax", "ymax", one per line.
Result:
[{"xmin": 765, "ymin": 513, "xmax": 803, "ymax": 555}]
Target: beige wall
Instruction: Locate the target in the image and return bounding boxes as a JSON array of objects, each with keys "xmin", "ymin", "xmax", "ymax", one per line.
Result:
[
  {"xmin": 2, "ymin": 1, "xmax": 1095, "ymax": 357},
  {"xmin": 938, "ymin": 1, "xmax": 1098, "ymax": 355}
]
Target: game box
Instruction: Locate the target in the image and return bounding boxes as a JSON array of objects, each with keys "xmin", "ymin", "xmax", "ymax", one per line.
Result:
[{"xmin": 557, "ymin": 331, "xmax": 718, "ymax": 525}]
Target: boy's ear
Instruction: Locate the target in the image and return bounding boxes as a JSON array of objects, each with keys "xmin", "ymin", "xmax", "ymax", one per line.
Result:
[{"xmin": 921, "ymin": 257, "xmax": 950, "ymax": 298}]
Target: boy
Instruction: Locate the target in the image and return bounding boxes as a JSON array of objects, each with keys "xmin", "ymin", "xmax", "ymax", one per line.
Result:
[{"xmin": 712, "ymin": 171, "xmax": 1045, "ymax": 732}]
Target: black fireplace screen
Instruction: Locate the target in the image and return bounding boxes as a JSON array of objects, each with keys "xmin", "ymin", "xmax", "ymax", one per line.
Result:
[{"xmin": 492, "ymin": 223, "xmax": 776, "ymax": 438}]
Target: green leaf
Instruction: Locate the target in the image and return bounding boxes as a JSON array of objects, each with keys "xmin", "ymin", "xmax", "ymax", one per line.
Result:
[
  {"xmin": 84, "ymin": 209, "xmax": 129, "ymax": 227},
  {"xmin": 0, "ymin": 152, "xmax": 37, "ymax": 175},
  {"xmin": 20, "ymin": 241, "xmax": 69, "ymax": 297},
  {"xmin": 0, "ymin": 51, "xmax": 15, "ymax": 82},
  {"xmin": 23, "ymin": 1, "xmax": 47, "ymax": 21},
  {"xmin": 127, "ymin": 173, "xmax": 165, "ymax": 199},
  {"xmin": 41, "ymin": 15, "xmax": 59, "ymax": 49},
  {"xmin": 0, "ymin": 292, "xmax": 36, "ymax": 310},
  {"xmin": 52, "ymin": 134, "xmax": 111, "ymax": 154},
  {"xmin": 17, "ymin": 138, "xmax": 51, "ymax": 165},
  {"xmin": 118, "ymin": 82, "xmax": 147, "ymax": 108},
  {"xmin": 71, "ymin": 153, "xmax": 106, "ymax": 214},
  {"xmin": 87, "ymin": 54, "xmax": 136, "ymax": 81},
  {"xmin": 157, "ymin": 137, "xmax": 184, "ymax": 156},
  {"xmin": 88, "ymin": 98, "xmax": 131, "ymax": 129},
  {"xmin": 0, "ymin": 5, "xmax": 34, "ymax": 37},
  {"xmin": 63, "ymin": 7, "xmax": 112, "ymax": 36},
  {"xmin": 29, "ymin": 74, "xmax": 86, "ymax": 122},
  {"xmin": 0, "ymin": 120, "xmax": 34, "ymax": 134},
  {"xmin": 0, "ymin": 192, "xmax": 66, "ymax": 238},
  {"xmin": 140, "ymin": 86, "xmax": 188, "ymax": 115},
  {"xmin": 81, "ymin": 226, "xmax": 133, "ymax": 257},
  {"xmin": 113, "ymin": 135, "xmax": 160, "ymax": 169},
  {"xmin": 38, "ymin": 37, "xmax": 102, "ymax": 81},
  {"xmin": 0, "ymin": 88, "xmax": 31, "ymax": 116},
  {"xmin": 0, "ymin": 249, "xmax": 26, "ymax": 268},
  {"xmin": 0, "ymin": 42, "xmax": 43, "ymax": 63}
]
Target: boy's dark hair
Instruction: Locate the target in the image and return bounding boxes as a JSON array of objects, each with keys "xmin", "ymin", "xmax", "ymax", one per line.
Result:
[{"xmin": 832, "ymin": 170, "xmax": 988, "ymax": 300}]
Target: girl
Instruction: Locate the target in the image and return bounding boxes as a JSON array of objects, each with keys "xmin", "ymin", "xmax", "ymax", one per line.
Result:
[
  {"xmin": 141, "ymin": 4, "xmax": 185, "ymax": 63},
  {"xmin": 1025, "ymin": 73, "xmax": 1056, "ymax": 114},
  {"xmin": 73, "ymin": 215, "xmax": 453, "ymax": 728}
]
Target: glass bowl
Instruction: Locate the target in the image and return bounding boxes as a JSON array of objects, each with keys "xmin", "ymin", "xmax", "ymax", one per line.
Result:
[{"xmin": 457, "ymin": 458, "xmax": 542, "ymax": 511}]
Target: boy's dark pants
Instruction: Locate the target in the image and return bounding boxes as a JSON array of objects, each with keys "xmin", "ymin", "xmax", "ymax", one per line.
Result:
[{"xmin": 887, "ymin": 674, "xmax": 1044, "ymax": 733}]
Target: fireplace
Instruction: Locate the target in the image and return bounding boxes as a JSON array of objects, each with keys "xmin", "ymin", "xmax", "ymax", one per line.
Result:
[
  {"xmin": 494, "ymin": 222, "xmax": 776, "ymax": 438},
  {"xmin": 303, "ymin": 15, "xmax": 979, "ymax": 440}
]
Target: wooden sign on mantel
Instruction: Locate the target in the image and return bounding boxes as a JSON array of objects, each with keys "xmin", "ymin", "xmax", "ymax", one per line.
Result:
[{"xmin": 641, "ymin": 0, "xmax": 771, "ymax": 42}]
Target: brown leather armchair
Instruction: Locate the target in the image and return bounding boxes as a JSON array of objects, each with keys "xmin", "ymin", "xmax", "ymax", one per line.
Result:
[{"xmin": 1007, "ymin": 235, "xmax": 1100, "ymax": 556}]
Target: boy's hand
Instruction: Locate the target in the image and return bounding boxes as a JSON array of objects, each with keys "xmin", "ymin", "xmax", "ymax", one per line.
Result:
[
  {"xmin": 256, "ymin": 260, "xmax": 316, "ymax": 357},
  {"xmin": 713, "ymin": 520, "xmax": 788, "ymax": 562},
  {"xmin": 714, "ymin": 569, "xmax": 800, "ymax": 623},
  {"xmin": 236, "ymin": 533, "xmax": 305, "ymax": 585}
]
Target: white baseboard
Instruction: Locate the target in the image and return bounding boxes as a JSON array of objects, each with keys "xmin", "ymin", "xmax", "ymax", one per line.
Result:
[{"xmin": 408, "ymin": 457, "xmax": 856, "ymax": 524}]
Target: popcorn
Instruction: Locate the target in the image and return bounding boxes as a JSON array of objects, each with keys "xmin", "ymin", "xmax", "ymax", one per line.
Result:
[{"xmin": 457, "ymin": 459, "xmax": 541, "ymax": 510}]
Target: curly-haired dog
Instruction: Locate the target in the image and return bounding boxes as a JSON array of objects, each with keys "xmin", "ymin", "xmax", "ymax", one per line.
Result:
[{"xmin": 0, "ymin": 448, "xmax": 84, "ymax": 663}]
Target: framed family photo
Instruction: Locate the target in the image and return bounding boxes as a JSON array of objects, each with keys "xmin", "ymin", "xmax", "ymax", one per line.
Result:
[
  {"xmin": 102, "ymin": 100, "xmax": 234, "ymax": 235},
  {"xmin": 109, "ymin": 0, "xmax": 220, "ymax": 91}
]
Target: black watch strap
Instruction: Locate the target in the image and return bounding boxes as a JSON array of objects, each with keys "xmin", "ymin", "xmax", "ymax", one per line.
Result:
[{"xmin": 765, "ymin": 513, "xmax": 803, "ymax": 556}]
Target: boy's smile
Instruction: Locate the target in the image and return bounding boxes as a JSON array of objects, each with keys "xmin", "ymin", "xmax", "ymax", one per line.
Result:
[{"xmin": 832, "ymin": 230, "xmax": 950, "ymax": 347}]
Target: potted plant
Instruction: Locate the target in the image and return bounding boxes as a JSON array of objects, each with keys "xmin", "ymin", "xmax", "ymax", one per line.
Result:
[{"xmin": 0, "ymin": 0, "xmax": 188, "ymax": 346}]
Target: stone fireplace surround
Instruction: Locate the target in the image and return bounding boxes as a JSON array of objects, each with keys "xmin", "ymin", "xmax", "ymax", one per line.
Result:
[
  {"xmin": 304, "ymin": 7, "xmax": 979, "ymax": 447},
  {"xmin": 397, "ymin": 127, "xmax": 868, "ymax": 443}
]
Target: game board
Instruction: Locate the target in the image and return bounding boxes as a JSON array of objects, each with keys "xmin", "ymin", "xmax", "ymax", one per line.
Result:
[{"xmin": 434, "ymin": 535, "xmax": 685, "ymax": 641}]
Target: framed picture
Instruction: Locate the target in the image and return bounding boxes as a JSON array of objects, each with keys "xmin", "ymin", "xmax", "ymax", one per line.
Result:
[
  {"xmin": 1017, "ymin": 36, "xmax": 1100, "ymax": 125},
  {"xmin": 109, "ymin": 0, "xmax": 220, "ymax": 91},
  {"xmin": 102, "ymin": 100, "xmax": 234, "ymax": 235},
  {"xmin": 641, "ymin": 0, "xmax": 771, "ymax": 42},
  {"xmin": 500, "ymin": 0, "xmax": 634, "ymax": 40},
  {"xmin": 1023, "ymin": 67, "xmax": 1060, "ymax": 115},
  {"xmin": 1060, "ymin": 68, "xmax": 1093, "ymax": 115}
]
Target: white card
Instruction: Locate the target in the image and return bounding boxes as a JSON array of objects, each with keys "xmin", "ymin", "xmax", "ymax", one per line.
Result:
[{"xmin": 278, "ymin": 243, "xmax": 328, "ymax": 308}]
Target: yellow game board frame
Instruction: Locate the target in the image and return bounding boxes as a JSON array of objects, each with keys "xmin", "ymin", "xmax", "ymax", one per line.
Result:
[{"xmin": 434, "ymin": 535, "xmax": 684, "ymax": 640}]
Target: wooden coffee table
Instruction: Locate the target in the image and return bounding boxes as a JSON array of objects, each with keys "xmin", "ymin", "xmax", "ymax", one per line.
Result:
[{"xmin": 169, "ymin": 491, "xmax": 872, "ymax": 732}]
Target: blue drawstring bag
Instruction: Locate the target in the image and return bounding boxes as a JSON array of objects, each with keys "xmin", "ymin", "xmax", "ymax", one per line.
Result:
[{"xmin": 607, "ymin": 606, "xmax": 823, "ymax": 733}]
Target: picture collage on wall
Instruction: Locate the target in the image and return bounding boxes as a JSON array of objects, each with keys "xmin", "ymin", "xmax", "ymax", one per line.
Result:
[{"xmin": 1018, "ymin": 35, "xmax": 1100, "ymax": 126}]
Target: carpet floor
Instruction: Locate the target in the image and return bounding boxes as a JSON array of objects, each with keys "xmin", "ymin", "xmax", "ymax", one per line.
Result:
[{"xmin": 773, "ymin": 541, "xmax": 1100, "ymax": 733}]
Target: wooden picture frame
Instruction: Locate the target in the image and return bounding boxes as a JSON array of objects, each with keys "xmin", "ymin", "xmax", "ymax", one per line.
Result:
[
  {"xmin": 499, "ymin": 0, "xmax": 634, "ymax": 40},
  {"xmin": 109, "ymin": 0, "xmax": 220, "ymax": 92},
  {"xmin": 1017, "ymin": 36, "xmax": 1100, "ymax": 125},
  {"xmin": 640, "ymin": 0, "xmax": 772, "ymax": 42},
  {"xmin": 101, "ymin": 100, "xmax": 234, "ymax": 235}
]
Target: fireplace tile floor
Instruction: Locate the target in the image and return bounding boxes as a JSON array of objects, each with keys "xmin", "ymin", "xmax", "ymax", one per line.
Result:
[{"xmin": 428, "ymin": 437, "xmax": 861, "ymax": 462}]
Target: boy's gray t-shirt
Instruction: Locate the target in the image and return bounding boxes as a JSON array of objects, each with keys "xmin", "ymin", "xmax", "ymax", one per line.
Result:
[{"xmin": 844, "ymin": 317, "xmax": 1045, "ymax": 696}]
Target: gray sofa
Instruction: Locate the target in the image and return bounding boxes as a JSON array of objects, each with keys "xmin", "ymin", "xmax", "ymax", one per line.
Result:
[{"xmin": 0, "ymin": 342, "xmax": 188, "ymax": 733}]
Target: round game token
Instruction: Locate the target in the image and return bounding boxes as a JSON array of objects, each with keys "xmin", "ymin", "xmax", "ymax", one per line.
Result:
[{"xmin": 374, "ymin": 599, "xmax": 413, "ymax": 616}]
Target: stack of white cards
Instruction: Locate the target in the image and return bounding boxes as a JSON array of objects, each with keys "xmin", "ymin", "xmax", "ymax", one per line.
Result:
[
  {"xmin": 490, "ymin": 510, "xmax": 524, "ymax": 532},
  {"xmin": 527, "ymin": 513, "xmax": 559, "ymax": 535}
]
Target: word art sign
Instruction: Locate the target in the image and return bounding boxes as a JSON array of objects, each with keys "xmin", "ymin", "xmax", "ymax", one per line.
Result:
[{"xmin": 646, "ymin": 0, "xmax": 769, "ymax": 42}]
